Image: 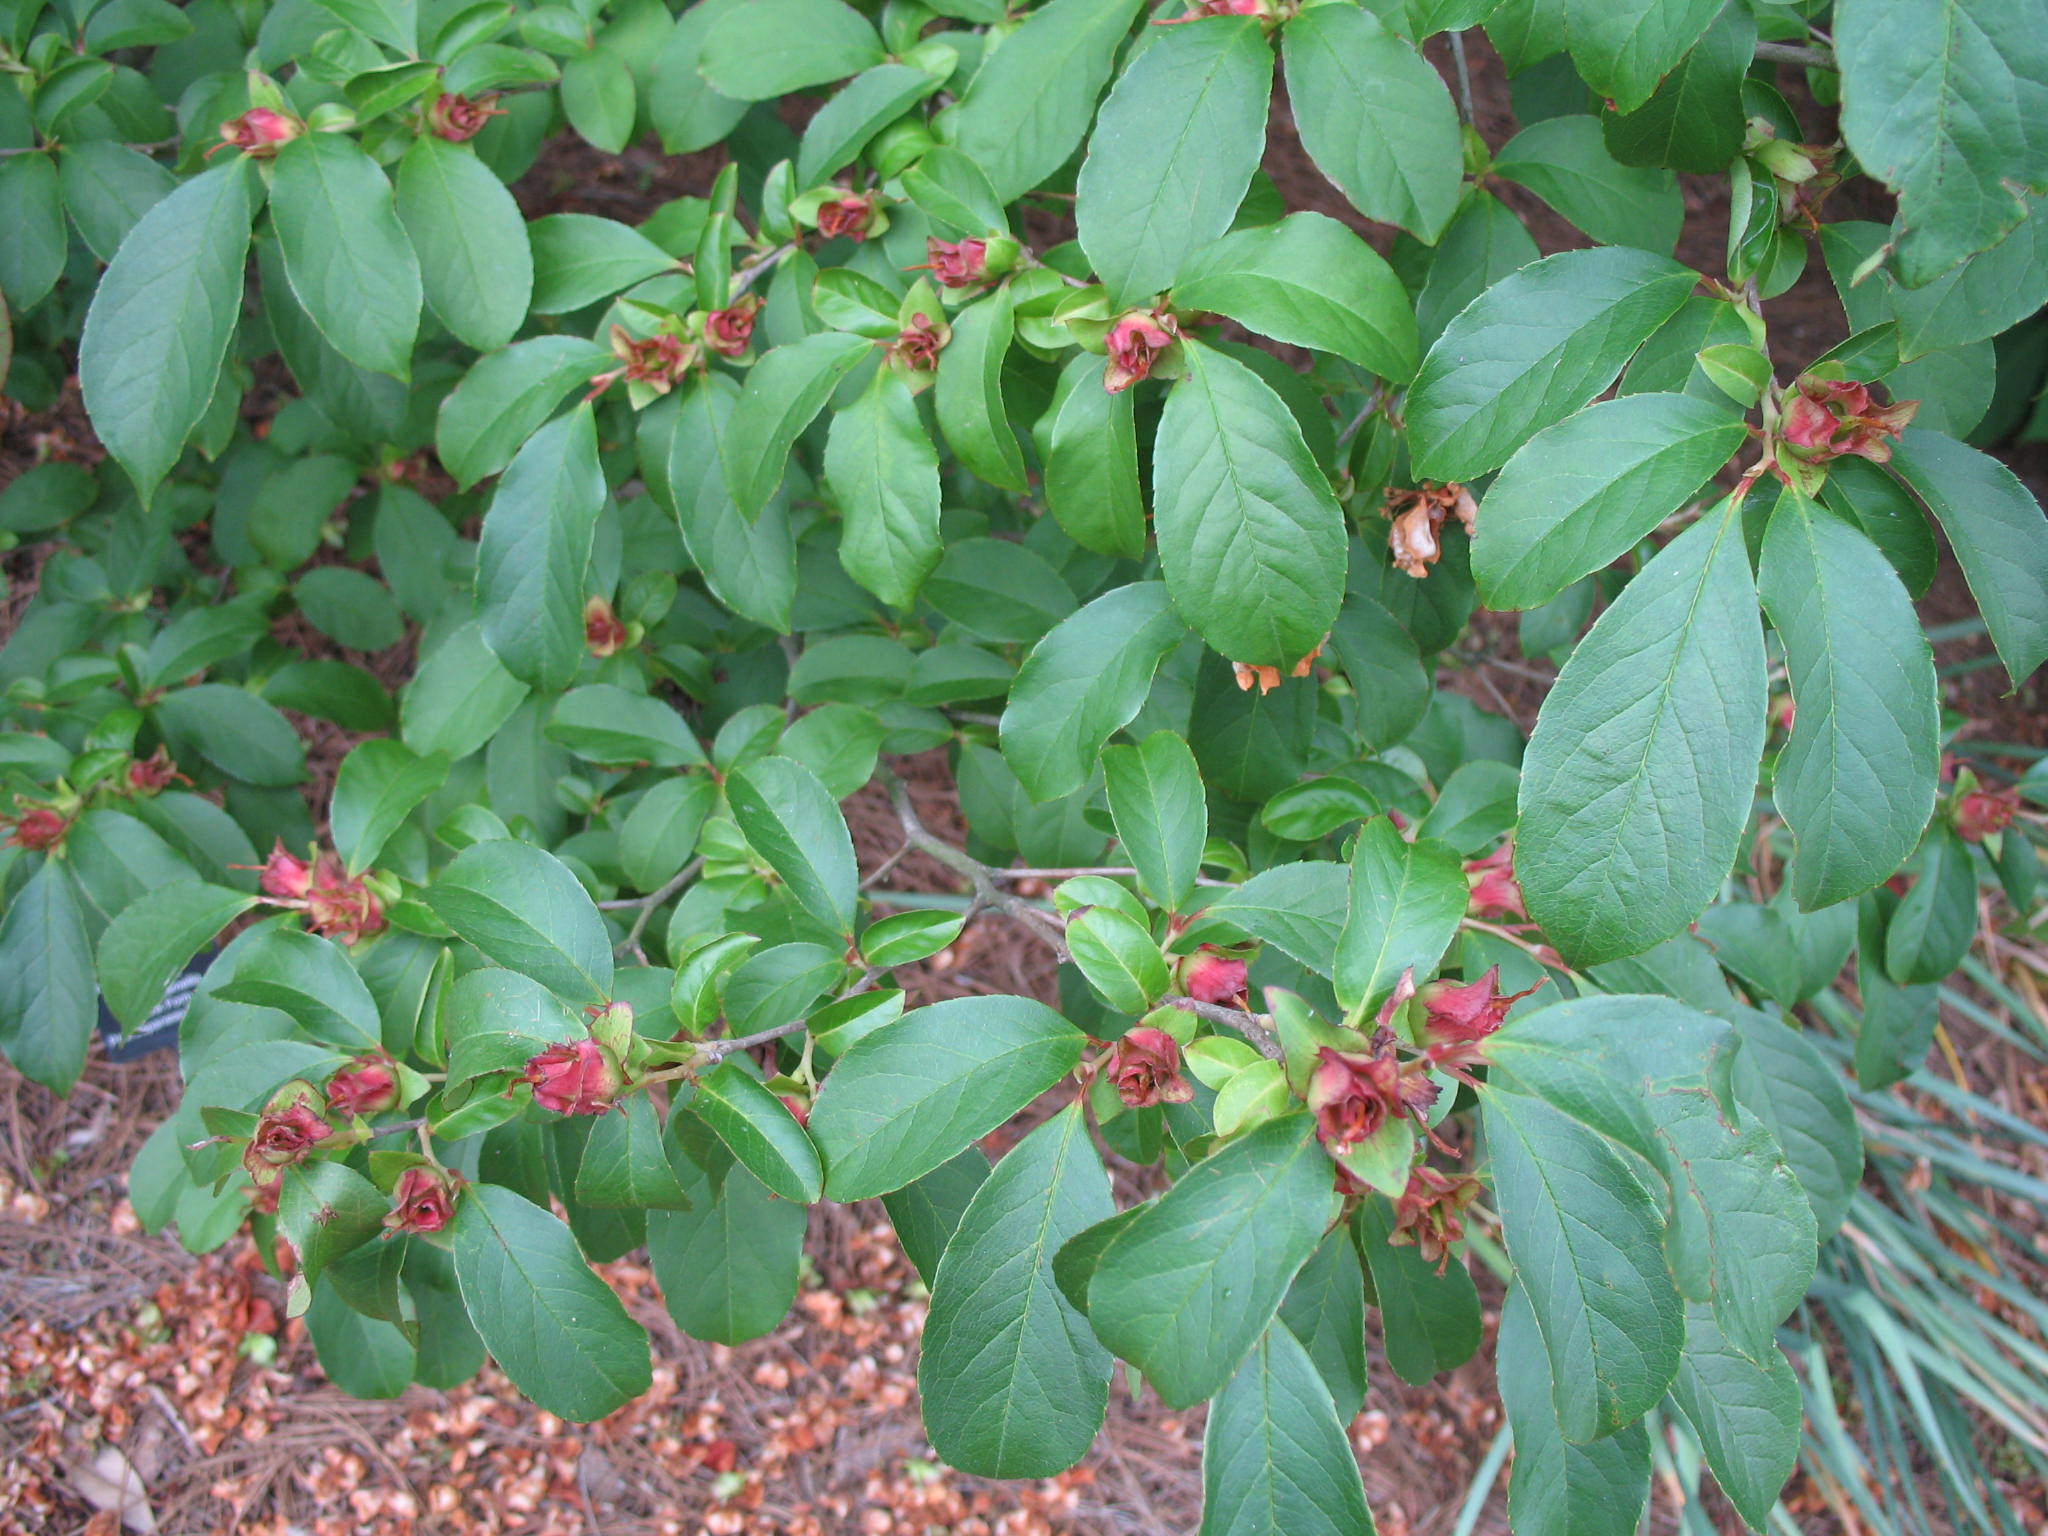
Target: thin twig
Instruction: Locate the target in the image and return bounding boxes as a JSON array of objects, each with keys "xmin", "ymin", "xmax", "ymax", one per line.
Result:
[
  {"xmin": 1449, "ymin": 31, "xmax": 1476, "ymax": 126},
  {"xmin": 1162, "ymin": 995, "xmax": 1283, "ymax": 1061},
  {"xmin": 880, "ymin": 766, "xmax": 1072, "ymax": 960},
  {"xmin": 1754, "ymin": 40, "xmax": 1835, "ymax": 69},
  {"xmin": 729, "ymin": 241, "xmax": 797, "ymax": 297}
]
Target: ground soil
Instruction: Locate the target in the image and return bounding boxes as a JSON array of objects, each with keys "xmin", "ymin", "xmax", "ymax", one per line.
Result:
[{"xmin": 2, "ymin": 25, "xmax": 2045, "ymax": 1536}]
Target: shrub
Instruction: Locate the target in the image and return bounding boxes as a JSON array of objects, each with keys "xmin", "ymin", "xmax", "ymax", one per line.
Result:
[{"xmin": 2, "ymin": 0, "xmax": 2046, "ymax": 1528}]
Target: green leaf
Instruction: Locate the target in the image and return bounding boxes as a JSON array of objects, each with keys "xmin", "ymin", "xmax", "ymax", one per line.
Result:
[
  {"xmin": 727, "ymin": 754, "xmax": 859, "ymax": 938},
  {"xmin": 1518, "ymin": 502, "xmax": 1765, "ymax": 966},
  {"xmin": 213, "ymin": 928, "xmax": 383, "ymax": 1051},
  {"xmin": 400, "ymin": 621, "xmax": 532, "ymax": 760},
  {"xmin": 1498, "ymin": 1283, "xmax": 1651, "ymax": 1536},
  {"xmin": 427, "ymin": 840, "xmax": 614, "ymax": 1004},
  {"xmin": 548, "ymin": 685, "xmax": 706, "ymax": 768},
  {"xmin": 901, "ymin": 146, "xmax": 1010, "ymax": 238},
  {"xmin": 656, "ymin": 376, "xmax": 797, "ymax": 632},
  {"xmin": 1282, "ymin": 2, "xmax": 1462, "ymax": 241},
  {"xmin": 796, "ymin": 64, "xmax": 945, "ymax": 187},
  {"xmin": 1075, "ymin": 16, "xmax": 1273, "ymax": 307},
  {"xmin": 309, "ymin": 0, "xmax": 415, "ymax": 53},
  {"xmin": 0, "ymin": 152, "xmax": 63, "ymax": 312},
  {"xmin": 1836, "ymin": 0, "xmax": 2048, "ymax": 286},
  {"xmin": 528, "ymin": 213, "xmax": 675, "ymax": 313},
  {"xmin": 881, "ymin": 1146, "xmax": 990, "ymax": 1286},
  {"xmin": 1067, "ymin": 906, "xmax": 1171, "ymax": 1014},
  {"xmin": 1481, "ymin": 1084, "xmax": 1682, "ymax": 1441},
  {"xmin": 697, "ymin": 0, "xmax": 884, "ymax": 99},
  {"xmin": 442, "ymin": 967, "xmax": 588, "ymax": 1087},
  {"xmin": 395, "ymin": 134, "xmax": 532, "ymax": 353},
  {"xmin": 652, "ymin": 0, "xmax": 750, "ymax": 153},
  {"xmin": 1171, "ymin": 212, "xmax": 1418, "ymax": 382},
  {"xmin": 1199, "ymin": 1322, "xmax": 1376, "ymax": 1536},
  {"xmin": 1276, "ymin": 1230, "xmax": 1369, "ymax": 1423},
  {"xmin": 560, "ymin": 49, "xmax": 637, "ymax": 154},
  {"xmin": 58, "ymin": 141, "xmax": 176, "ymax": 263},
  {"xmin": 331, "ymin": 739, "xmax": 450, "ymax": 876},
  {"xmin": 622, "ymin": 775, "xmax": 716, "ymax": 893},
  {"xmin": 476, "ymin": 403, "xmax": 606, "ymax": 694},
  {"xmin": 722, "ymin": 330, "xmax": 873, "ymax": 518},
  {"xmin": 1668, "ymin": 1301, "xmax": 1802, "ymax": 1531},
  {"xmin": 1103, "ymin": 731, "xmax": 1206, "ymax": 914},
  {"xmin": 305, "ymin": 1278, "xmax": 415, "ymax": 1398},
  {"xmin": 96, "ymin": 882, "xmax": 259, "ymax": 1032},
  {"xmin": 861, "ymin": 911, "xmax": 964, "ymax": 969},
  {"xmin": 1600, "ymin": 4, "xmax": 1753, "ymax": 174},
  {"xmin": 1492, "ymin": 114, "xmax": 1683, "ymax": 251},
  {"xmin": 1087, "ymin": 1113, "xmax": 1339, "ymax": 1408},
  {"xmin": 648, "ymin": 1153, "xmax": 806, "ymax": 1343},
  {"xmin": 1856, "ymin": 892, "xmax": 1940, "ymax": 1089},
  {"xmin": 1473, "ymin": 391, "xmax": 1747, "ymax": 610},
  {"xmin": 1758, "ymin": 487, "xmax": 1939, "ymax": 909},
  {"xmin": 0, "ymin": 861, "xmax": 95, "ymax": 1095},
  {"xmin": 999, "ymin": 582, "xmax": 1188, "ymax": 803},
  {"xmin": 1154, "ymin": 342, "xmax": 1345, "ymax": 668},
  {"xmin": 271, "ymin": 134, "xmax": 422, "ymax": 380},
  {"xmin": 1884, "ymin": 822, "xmax": 1976, "ymax": 986},
  {"xmin": 920, "ymin": 1104, "xmax": 1115, "ymax": 1477},
  {"xmin": 694, "ymin": 1060, "xmax": 823, "ymax": 1203},
  {"xmin": 295, "ymin": 567, "xmax": 403, "ymax": 653},
  {"xmin": 79, "ymin": 159, "xmax": 255, "ymax": 505},
  {"xmin": 451, "ymin": 1183, "xmax": 651, "ymax": 1421},
  {"xmin": 1354, "ymin": 1197, "xmax": 1481, "ymax": 1386},
  {"xmin": 827, "ymin": 366, "xmax": 943, "ymax": 610},
  {"xmin": 1886, "ymin": 428, "xmax": 2048, "ymax": 687},
  {"xmin": 1203, "ymin": 861, "xmax": 1347, "ymax": 978},
  {"xmin": 1564, "ymin": 0, "xmax": 1721, "ymax": 113},
  {"xmin": 1415, "ymin": 189, "xmax": 1540, "ymax": 350},
  {"xmin": 1727, "ymin": 1007, "xmax": 1861, "ymax": 1241},
  {"xmin": 943, "ymin": 0, "xmax": 1148, "ymax": 203},
  {"xmin": 574, "ymin": 1096, "xmax": 692, "ymax": 1209},
  {"xmin": 1334, "ymin": 817, "xmax": 1466, "ymax": 1018},
  {"xmin": 437, "ymin": 335, "xmax": 614, "ymax": 490},
  {"xmin": 1407, "ymin": 246, "xmax": 1698, "ymax": 482},
  {"xmin": 935, "ymin": 289, "xmax": 1027, "ymax": 493},
  {"xmin": 1035, "ymin": 350, "xmax": 1146, "ymax": 559},
  {"xmin": 810, "ymin": 995, "xmax": 1083, "ymax": 1200},
  {"xmin": 279, "ymin": 1161, "xmax": 389, "ymax": 1288}
]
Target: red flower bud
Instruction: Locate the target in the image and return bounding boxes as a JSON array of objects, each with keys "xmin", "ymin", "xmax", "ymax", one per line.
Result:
[
  {"xmin": 1306, "ymin": 1036, "xmax": 1435, "ymax": 1157},
  {"xmin": 243, "ymin": 1087, "xmax": 334, "ymax": 1186},
  {"xmin": 1419, "ymin": 966, "xmax": 1542, "ymax": 1068},
  {"xmin": 1779, "ymin": 377, "xmax": 1918, "ymax": 466},
  {"xmin": 815, "ymin": 195, "xmax": 878, "ymax": 242},
  {"xmin": 703, "ymin": 294, "xmax": 763, "ymax": 358},
  {"xmin": 584, "ymin": 596, "xmax": 628, "ymax": 658},
  {"xmin": 779, "ymin": 1093, "xmax": 812, "ymax": 1128},
  {"xmin": 1388, "ymin": 1165, "xmax": 1483, "ymax": 1273},
  {"xmin": 383, "ymin": 1166, "xmax": 458, "ymax": 1235},
  {"xmin": 889, "ymin": 311, "xmax": 947, "ymax": 373},
  {"xmin": 260, "ymin": 840, "xmax": 314, "ymax": 901},
  {"xmin": 1463, "ymin": 843, "xmax": 1525, "ymax": 920},
  {"xmin": 212, "ymin": 108, "xmax": 303, "ymax": 159},
  {"xmin": 1158, "ymin": 0, "xmax": 1264, "ymax": 19},
  {"xmin": 305, "ymin": 853, "xmax": 386, "ymax": 947},
  {"xmin": 427, "ymin": 91, "xmax": 505, "ymax": 143},
  {"xmin": 1110, "ymin": 1027, "xmax": 1195, "ymax": 1108},
  {"xmin": 1103, "ymin": 309, "xmax": 1179, "ymax": 394},
  {"xmin": 523, "ymin": 1038, "xmax": 626, "ymax": 1115},
  {"xmin": 126, "ymin": 748, "xmax": 184, "ymax": 795},
  {"xmin": 1176, "ymin": 945, "xmax": 1248, "ymax": 1006},
  {"xmin": 1955, "ymin": 786, "xmax": 2020, "ymax": 843},
  {"xmin": 6, "ymin": 806, "xmax": 69, "ymax": 851},
  {"xmin": 326, "ymin": 1054, "xmax": 400, "ymax": 1118},
  {"xmin": 923, "ymin": 237, "xmax": 990, "ymax": 289},
  {"xmin": 587, "ymin": 325, "xmax": 696, "ymax": 401}
]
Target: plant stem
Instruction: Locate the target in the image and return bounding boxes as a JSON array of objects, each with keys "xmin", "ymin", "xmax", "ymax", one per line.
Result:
[
  {"xmin": 1754, "ymin": 40, "xmax": 1835, "ymax": 69},
  {"xmin": 1163, "ymin": 994, "xmax": 1283, "ymax": 1060}
]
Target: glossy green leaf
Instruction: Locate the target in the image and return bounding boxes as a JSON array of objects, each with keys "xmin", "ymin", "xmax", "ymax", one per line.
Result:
[
  {"xmin": 1087, "ymin": 1113, "xmax": 1338, "ymax": 1408},
  {"xmin": 722, "ymin": 330, "xmax": 873, "ymax": 518},
  {"xmin": 1000, "ymin": 582, "xmax": 1188, "ymax": 803},
  {"xmin": 305, "ymin": 1278, "xmax": 415, "ymax": 1398},
  {"xmin": 437, "ymin": 335, "xmax": 613, "ymax": 490},
  {"xmin": 528, "ymin": 213, "xmax": 675, "ymax": 313},
  {"xmin": 214, "ymin": 928, "xmax": 383, "ymax": 1051},
  {"xmin": 0, "ymin": 152, "xmax": 64, "ymax": 311},
  {"xmin": 1035, "ymin": 351, "xmax": 1146, "ymax": 559},
  {"xmin": 727, "ymin": 754, "xmax": 858, "ymax": 937},
  {"xmin": 97, "ymin": 882, "xmax": 259, "ymax": 1032},
  {"xmin": 1154, "ymin": 342, "xmax": 1346, "ymax": 669},
  {"xmin": 1498, "ymin": 1283, "xmax": 1651, "ymax": 1535},
  {"xmin": 1600, "ymin": 4, "xmax": 1753, "ymax": 173},
  {"xmin": 1518, "ymin": 503, "xmax": 1765, "ymax": 966},
  {"xmin": 1494, "ymin": 115, "xmax": 1683, "ymax": 250},
  {"xmin": 1171, "ymin": 212, "xmax": 1418, "ymax": 381},
  {"xmin": 560, "ymin": 49, "xmax": 636, "ymax": 153},
  {"xmin": 475, "ymin": 403, "xmax": 606, "ymax": 694},
  {"xmin": 694, "ymin": 1060, "xmax": 823, "ymax": 1203},
  {"xmin": 621, "ymin": 775, "xmax": 715, "ymax": 893},
  {"xmin": 1075, "ymin": 16, "xmax": 1273, "ymax": 307},
  {"xmin": 921, "ymin": 1105, "xmax": 1115, "ymax": 1477},
  {"xmin": 651, "ymin": 0, "xmax": 750, "ymax": 153},
  {"xmin": 881, "ymin": 1146, "xmax": 990, "ymax": 1287},
  {"xmin": 1727, "ymin": 1007, "xmax": 1861, "ymax": 1240},
  {"xmin": 1407, "ymin": 247, "xmax": 1698, "ymax": 483},
  {"xmin": 1276, "ymin": 1230, "xmax": 1368, "ymax": 1423},
  {"xmin": 271, "ymin": 134, "xmax": 421, "ymax": 379},
  {"xmin": 58, "ymin": 140, "xmax": 176, "ymax": 263},
  {"xmin": 451, "ymin": 1183, "xmax": 652, "ymax": 1421},
  {"xmin": 332, "ymin": 740, "xmax": 449, "ymax": 876},
  {"xmin": 1884, "ymin": 822, "xmax": 1977, "ymax": 986},
  {"xmin": 0, "ymin": 861, "xmax": 96, "ymax": 1095},
  {"xmin": 1668, "ymin": 1300, "xmax": 1802, "ymax": 1531},
  {"xmin": 79, "ymin": 159, "xmax": 255, "ymax": 505},
  {"xmin": 395, "ymin": 134, "xmax": 532, "ymax": 353},
  {"xmin": 1334, "ymin": 816, "xmax": 1466, "ymax": 1018},
  {"xmin": 1282, "ymin": 2, "xmax": 1462, "ymax": 241},
  {"xmin": 1355, "ymin": 1197, "xmax": 1482, "ymax": 1386},
  {"xmin": 1564, "ymin": 0, "xmax": 1721, "ymax": 113},
  {"xmin": 427, "ymin": 840, "xmax": 614, "ymax": 1003},
  {"xmin": 697, "ymin": 0, "xmax": 884, "ymax": 100},
  {"xmin": 279, "ymin": 1161, "xmax": 389, "ymax": 1288},
  {"xmin": 1202, "ymin": 861, "xmax": 1347, "ymax": 978},
  {"xmin": 1066, "ymin": 906, "xmax": 1170, "ymax": 1014},
  {"xmin": 1758, "ymin": 487, "xmax": 1939, "ymax": 909},
  {"xmin": 657, "ymin": 375, "xmax": 797, "ymax": 632},
  {"xmin": 827, "ymin": 366, "xmax": 943, "ymax": 609},
  {"xmin": 934, "ymin": 288, "xmax": 1027, "ymax": 493},
  {"xmin": 548, "ymin": 685, "xmax": 705, "ymax": 768},
  {"xmin": 400, "ymin": 621, "xmax": 531, "ymax": 761},
  {"xmin": 1103, "ymin": 731, "xmax": 1206, "ymax": 915},
  {"xmin": 648, "ymin": 1152, "xmax": 805, "ymax": 1343},
  {"xmin": 1199, "ymin": 1322, "xmax": 1376, "ymax": 1536},
  {"xmin": 796, "ymin": 64, "xmax": 944, "ymax": 187},
  {"xmin": 810, "ymin": 995, "xmax": 1083, "ymax": 1200},
  {"xmin": 442, "ymin": 967, "xmax": 588, "ymax": 1087}
]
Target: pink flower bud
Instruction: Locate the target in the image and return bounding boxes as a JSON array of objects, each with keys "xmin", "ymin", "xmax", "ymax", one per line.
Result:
[
  {"xmin": 243, "ymin": 1084, "xmax": 334, "ymax": 1187},
  {"xmin": 1418, "ymin": 967, "xmax": 1542, "ymax": 1068},
  {"xmin": 584, "ymin": 596, "xmax": 627, "ymax": 658},
  {"xmin": 126, "ymin": 747, "xmax": 183, "ymax": 795},
  {"xmin": 703, "ymin": 294, "xmax": 763, "ymax": 358},
  {"xmin": 306, "ymin": 853, "xmax": 386, "ymax": 947},
  {"xmin": 1388, "ymin": 1165, "xmax": 1483, "ymax": 1273},
  {"xmin": 1462, "ymin": 844, "xmax": 1525, "ymax": 920},
  {"xmin": 212, "ymin": 108, "xmax": 303, "ymax": 159},
  {"xmin": 427, "ymin": 92, "xmax": 504, "ymax": 143},
  {"xmin": 1779, "ymin": 377, "xmax": 1918, "ymax": 465},
  {"xmin": 1110, "ymin": 1027, "xmax": 1195, "ymax": 1108},
  {"xmin": 326, "ymin": 1054, "xmax": 400, "ymax": 1118},
  {"xmin": 260, "ymin": 840, "xmax": 314, "ymax": 901},
  {"xmin": 6, "ymin": 806, "xmax": 69, "ymax": 851},
  {"xmin": 1103, "ymin": 310, "xmax": 1179, "ymax": 394},
  {"xmin": 1955, "ymin": 786, "xmax": 2020, "ymax": 843},
  {"xmin": 923, "ymin": 237, "xmax": 990, "ymax": 289},
  {"xmin": 523, "ymin": 1038, "xmax": 626, "ymax": 1115},
  {"xmin": 889, "ymin": 312, "xmax": 948, "ymax": 373},
  {"xmin": 815, "ymin": 195, "xmax": 878, "ymax": 242},
  {"xmin": 1176, "ymin": 945, "xmax": 1248, "ymax": 1005},
  {"xmin": 383, "ymin": 1166, "xmax": 458, "ymax": 1235},
  {"xmin": 1383, "ymin": 483, "xmax": 1475, "ymax": 579},
  {"xmin": 1306, "ymin": 1037, "xmax": 1435, "ymax": 1157}
]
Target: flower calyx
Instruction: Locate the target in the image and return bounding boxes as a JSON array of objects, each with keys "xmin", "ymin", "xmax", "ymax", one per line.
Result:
[
  {"xmin": 243, "ymin": 1081, "xmax": 339, "ymax": 1188},
  {"xmin": 586, "ymin": 324, "xmax": 699, "ymax": 404},
  {"xmin": 427, "ymin": 91, "xmax": 505, "ymax": 143},
  {"xmin": 383, "ymin": 1165, "xmax": 460, "ymax": 1235},
  {"xmin": 326, "ymin": 1053, "xmax": 401, "ymax": 1118},
  {"xmin": 522, "ymin": 1036, "xmax": 627, "ymax": 1116},
  {"xmin": 1103, "ymin": 308, "xmax": 1180, "ymax": 394},
  {"xmin": 1110, "ymin": 1026, "xmax": 1195, "ymax": 1108}
]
